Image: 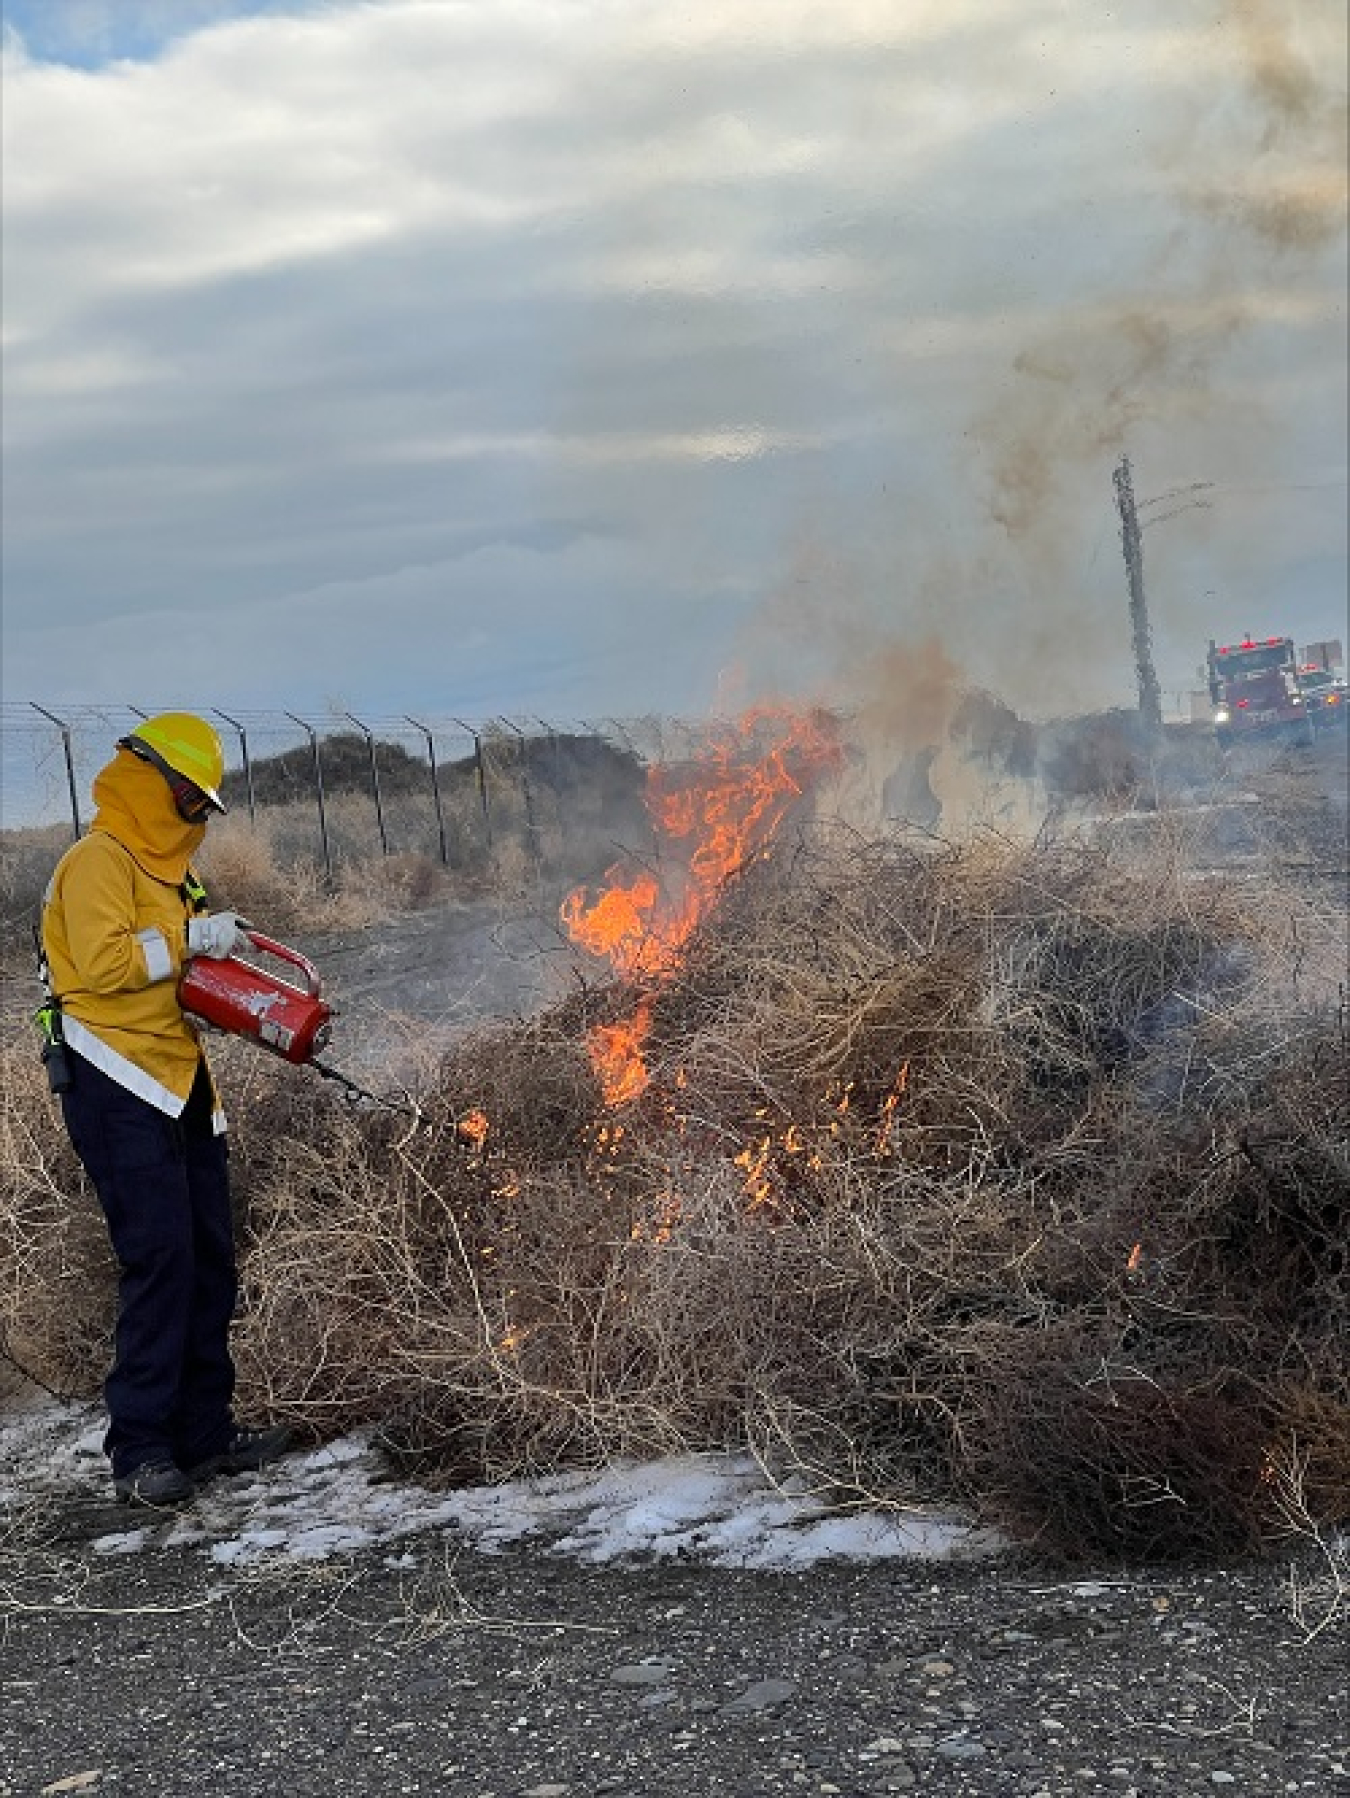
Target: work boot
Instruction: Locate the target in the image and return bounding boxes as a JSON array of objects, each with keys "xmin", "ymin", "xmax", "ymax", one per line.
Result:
[
  {"xmin": 186, "ymin": 1425, "xmax": 296, "ymax": 1484},
  {"xmin": 114, "ymin": 1457, "xmax": 194, "ymax": 1507}
]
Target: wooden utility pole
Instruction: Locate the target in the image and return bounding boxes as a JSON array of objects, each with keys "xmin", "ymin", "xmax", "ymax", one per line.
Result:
[{"xmin": 1113, "ymin": 454, "xmax": 1163, "ymax": 740}]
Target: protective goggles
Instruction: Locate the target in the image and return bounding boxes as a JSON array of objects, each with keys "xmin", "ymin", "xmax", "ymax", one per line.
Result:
[{"xmin": 118, "ymin": 736, "xmax": 216, "ymax": 823}]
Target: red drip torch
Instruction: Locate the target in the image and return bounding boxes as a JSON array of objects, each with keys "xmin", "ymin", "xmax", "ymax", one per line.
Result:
[
  {"xmin": 180, "ymin": 932, "xmax": 420, "ymax": 1120},
  {"xmin": 180, "ymin": 931, "xmax": 333, "ymax": 1065}
]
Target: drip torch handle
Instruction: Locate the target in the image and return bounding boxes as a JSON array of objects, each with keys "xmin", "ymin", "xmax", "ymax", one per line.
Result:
[{"xmin": 237, "ymin": 930, "xmax": 324, "ymax": 998}]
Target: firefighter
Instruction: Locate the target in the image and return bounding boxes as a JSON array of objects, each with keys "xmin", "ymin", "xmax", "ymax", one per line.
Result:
[{"xmin": 39, "ymin": 713, "xmax": 293, "ymax": 1506}]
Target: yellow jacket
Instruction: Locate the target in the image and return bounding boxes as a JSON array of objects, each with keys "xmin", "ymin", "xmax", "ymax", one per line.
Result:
[{"xmin": 42, "ymin": 748, "xmax": 225, "ymax": 1129}]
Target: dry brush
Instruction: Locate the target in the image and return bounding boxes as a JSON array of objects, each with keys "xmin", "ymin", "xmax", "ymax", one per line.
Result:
[{"xmin": 1, "ymin": 825, "xmax": 1345, "ymax": 1562}]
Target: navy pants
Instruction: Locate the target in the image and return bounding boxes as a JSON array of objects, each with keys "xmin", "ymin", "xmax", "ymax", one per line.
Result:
[{"xmin": 61, "ymin": 1051, "xmax": 237, "ymax": 1479}]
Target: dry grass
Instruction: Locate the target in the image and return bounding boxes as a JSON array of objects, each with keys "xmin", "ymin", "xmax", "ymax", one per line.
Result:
[
  {"xmin": 0, "ymin": 1051, "xmax": 115, "ymax": 1399},
  {"xmin": 194, "ymin": 808, "xmax": 461, "ymax": 937},
  {"xmin": 2, "ymin": 823, "xmax": 1345, "ymax": 1563},
  {"xmin": 0, "ymin": 767, "xmax": 652, "ymax": 971}
]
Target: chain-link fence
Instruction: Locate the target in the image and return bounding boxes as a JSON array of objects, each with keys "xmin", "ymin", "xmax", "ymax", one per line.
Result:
[{"xmin": 0, "ymin": 705, "xmax": 714, "ymax": 883}]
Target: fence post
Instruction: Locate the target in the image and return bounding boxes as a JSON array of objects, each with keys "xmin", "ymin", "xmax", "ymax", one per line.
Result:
[
  {"xmin": 405, "ymin": 716, "xmax": 448, "ymax": 865},
  {"xmin": 532, "ymin": 714, "xmax": 566, "ymax": 788},
  {"xmin": 604, "ymin": 716, "xmax": 638, "ymax": 757},
  {"xmin": 532, "ymin": 715, "xmax": 568, "ymax": 851},
  {"xmin": 285, "ymin": 712, "xmax": 333, "ymax": 885},
  {"xmin": 500, "ymin": 717, "xmax": 541, "ymax": 872},
  {"xmin": 212, "ymin": 709, "xmax": 256, "ymax": 821},
  {"xmin": 345, "ymin": 713, "xmax": 388, "ymax": 856},
  {"xmin": 30, "ymin": 703, "xmax": 82, "ymax": 840},
  {"xmin": 452, "ymin": 717, "xmax": 493, "ymax": 854}
]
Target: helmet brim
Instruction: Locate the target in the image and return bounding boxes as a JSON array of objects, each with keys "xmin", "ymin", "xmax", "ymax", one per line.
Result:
[{"xmin": 118, "ymin": 736, "xmax": 227, "ymax": 814}]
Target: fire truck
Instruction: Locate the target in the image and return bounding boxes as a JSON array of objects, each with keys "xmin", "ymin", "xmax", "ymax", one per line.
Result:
[
  {"xmin": 1205, "ymin": 636, "xmax": 1314, "ymax": 748},
  {"xmin": 1296, "ymin": 663, "xmax": 1348, "ymax": 729}
]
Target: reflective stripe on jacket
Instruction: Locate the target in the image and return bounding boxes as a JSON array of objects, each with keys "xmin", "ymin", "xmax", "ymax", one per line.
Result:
[{"xmin": 41, "ymin": 749, "xmax": 225, "ymax": 1129}]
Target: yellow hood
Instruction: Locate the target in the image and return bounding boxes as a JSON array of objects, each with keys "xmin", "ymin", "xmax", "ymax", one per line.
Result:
[{"xmin": 89, "ymin": 747, "xmax": 207, "ymax": 885}]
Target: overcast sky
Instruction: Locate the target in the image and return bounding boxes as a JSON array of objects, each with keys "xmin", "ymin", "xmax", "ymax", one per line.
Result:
[{"xmin": 2, "ymin": 0, "xmax": 1346, "ymax": 730}]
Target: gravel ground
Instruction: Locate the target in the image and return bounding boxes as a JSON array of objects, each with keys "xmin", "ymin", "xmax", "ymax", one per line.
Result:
[{"xmin": 2, "ymin": 1500, "xmax": 1346, "ymax": 1798}]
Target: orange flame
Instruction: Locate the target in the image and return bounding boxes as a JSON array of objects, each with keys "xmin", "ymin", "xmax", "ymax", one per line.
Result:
[
  {"xmin": 734, "ymin": 1136, "xmax": 775, "ymax": 1208},
  {"xmin": 563, "ymin": 706, "xmax": 843, "ymax": 1104},
  {"xmin": 560, "ymin": 872, "xmax": 664, "ymax": 978},
  {"xmin": 876, "ymin": 1061, "xmax": 910, "ymax": 1153},
  {"xmin": 589, "ymin": 1002, "xmax": 654, "ymax": 1108},
  {"xmin": 457, "ymin": 1108, "xmax": 489, "ymax": 1149}
]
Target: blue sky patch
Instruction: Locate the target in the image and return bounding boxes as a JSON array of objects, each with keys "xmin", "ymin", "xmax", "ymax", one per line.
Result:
[{"xmin": 2, "ymin": 0, "xmax": 314, "ymax": 68}]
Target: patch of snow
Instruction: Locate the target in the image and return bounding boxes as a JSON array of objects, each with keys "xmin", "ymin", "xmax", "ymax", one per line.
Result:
[{"xmin": 0, "ymin": 1390, "xmax": 1003, "ymax": 1570}]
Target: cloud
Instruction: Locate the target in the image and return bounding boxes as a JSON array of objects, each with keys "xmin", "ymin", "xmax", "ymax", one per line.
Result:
[
  {"xmin": 1, "ymin": 0, "xmax": 1344, "ymax": 728},
  {"xmin": 3, "ymin": 534, "xmax": 758, "ymax": 723}
]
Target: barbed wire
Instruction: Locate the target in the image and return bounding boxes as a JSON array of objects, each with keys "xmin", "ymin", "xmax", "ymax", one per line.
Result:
[{"xmin": 0, "ymin": 702, "xmax": 742, "ymax": 857}]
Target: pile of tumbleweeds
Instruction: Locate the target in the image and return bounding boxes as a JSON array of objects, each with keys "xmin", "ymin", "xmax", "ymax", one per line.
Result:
[{"xmin": 4, "ymin": 828, "xmax": 1345, "ymax": 1560}]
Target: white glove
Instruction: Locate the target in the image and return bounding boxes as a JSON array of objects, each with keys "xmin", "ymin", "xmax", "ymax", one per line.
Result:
[{"xmin": 187, "ymin": 912, "xmax": 251, "ymax": 959}]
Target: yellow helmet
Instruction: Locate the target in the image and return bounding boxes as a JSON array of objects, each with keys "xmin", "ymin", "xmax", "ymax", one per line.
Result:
[{"xmin": 121, "ymin": 712, "xmax": 227, "ymax": 813}]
